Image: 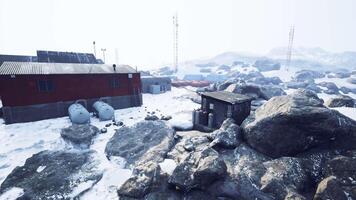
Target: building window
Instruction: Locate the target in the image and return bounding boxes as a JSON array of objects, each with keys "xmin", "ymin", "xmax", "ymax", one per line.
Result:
[
  {"xmin": 209, "ymin": 103, "xmax": 214, "ymax": 109},
  {"xmin": 202, "ymin": 98, "xmax": 207, "ymax": 109},
  {"xmin": 110, "ymin": 79, "xmax": 119, "ymax": 88},
  {"xmin": 128, "ymin": 74, "xmax": 133, "ymax": 79},
  {"xmin": 38, "ymin": 80, "xmax": 54, "ymax": 92}
]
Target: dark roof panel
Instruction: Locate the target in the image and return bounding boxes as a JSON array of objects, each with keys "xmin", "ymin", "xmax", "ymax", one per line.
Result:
[
  {"xmin": 201, "ymin": 91, "xmax": 252, "ymax": 104},
  {"xmin": 0, "ymin": 62, "xmax": 136, "ymax": 75}
]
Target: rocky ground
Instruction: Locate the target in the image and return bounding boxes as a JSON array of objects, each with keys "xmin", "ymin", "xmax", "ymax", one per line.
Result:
[{"xmin": 0, "ymin": 65, "xmax": 356, "ymax": 199}]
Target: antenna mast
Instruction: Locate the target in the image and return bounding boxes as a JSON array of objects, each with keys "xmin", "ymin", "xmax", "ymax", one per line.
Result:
[
  {"xmin": 286, "ymin": 26, "xmax": 295, "ymax": 71},
  {"xmin": 173, "ymin": 13, "xmax": 179, "ymax": 73}
]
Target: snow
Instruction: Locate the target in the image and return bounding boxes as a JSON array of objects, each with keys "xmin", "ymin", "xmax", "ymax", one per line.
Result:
[
  {"xmin": 261, "ymin": 67, "xmax": 296, "ymax": 82},
  {"xmin": 159, "ymin": 159, "xmax": 177, "ymax": 175},
  {"xmin": 0, "ymin": 87, "xmax": 199, "ymax": 199},
  {"xmin": 331, "ymin": 107, "xmax": 356, "ymax": 121},
  {"xmin": 36, "ymin": 166, "xmax": 46, "ymax": 173},
  {"xmin": 0, "ymin": 187, "xmax": 24, "ymax": 200}
]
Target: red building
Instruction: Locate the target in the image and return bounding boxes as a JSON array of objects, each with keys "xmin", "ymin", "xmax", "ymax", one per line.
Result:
[{"xmin": 0, "ymin": 62, "xmax": 142, "ymax": 124}]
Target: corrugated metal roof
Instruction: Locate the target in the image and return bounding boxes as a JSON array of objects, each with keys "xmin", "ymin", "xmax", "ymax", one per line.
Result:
[
  {"xmin": 201, "ymin": 91, "xmax": 252, "ymax": 104},
  {"xmin": 0, "ymin": 62, "xmax": 136, "ymax": 75}
]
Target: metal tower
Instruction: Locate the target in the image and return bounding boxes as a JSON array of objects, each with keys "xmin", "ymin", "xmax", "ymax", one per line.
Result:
[
  {"xmin": 286, "ymin": 26, "xmax": 295, "ymax": 71},
  {"xmin": 173, "ymin": 13, "xmax": 179, "ymax": 73}
]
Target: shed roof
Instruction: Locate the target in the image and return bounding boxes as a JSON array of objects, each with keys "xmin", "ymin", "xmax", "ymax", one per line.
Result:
[
  {"xmin": 0, "ymin": 62, "xmax": 136, "ymax": 75},
  {"xmin": 201, "ymin": 91, "xmax": 252, "ymax": 104}
]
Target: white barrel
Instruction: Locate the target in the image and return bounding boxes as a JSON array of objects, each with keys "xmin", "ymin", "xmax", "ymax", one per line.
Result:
[
  {"xmin": 68, "ymin": 103, "xmax": 90, "ymax": 124},
  {"xmin": 93, "ymin": 101, "xmax": 115, "ymax": 121}
]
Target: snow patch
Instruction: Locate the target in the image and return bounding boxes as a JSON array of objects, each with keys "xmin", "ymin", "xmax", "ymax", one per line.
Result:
[
  {"xmin": 36, "ymin": 166, "xmax": 46, "ymax": 173},
  {"xmin": 159, "ymin": 159, "xmax": 177, "ymax": 175},
  {"xmin": 0, "ymin": 187, "xmax": 24, "ymax": 200}
]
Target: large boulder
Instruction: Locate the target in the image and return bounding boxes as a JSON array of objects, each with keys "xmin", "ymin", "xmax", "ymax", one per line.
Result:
[
  {"xmin": 60, "ymin": 124, "xmax": 99, "ymax": 147},
  {"xmin": 325, "ymin": 95, "xmax": 354, "ymax": 108},
  {"xmin": 225, "ymin": 82, "xmax": 286, "ymax": 100},
  {"xmin": 318, "ymin": 82, "xmax": 339, "ymax": 94},
  {"xmin": 105, "ymin": 121, "xmax": 175, "ymax": 166},
  {"xmin": 168, "ymin": 147, "xmax": 227, "ymax": 192},
  {"xmin": 254, "ymin": 59, "xmax": 281, "ymax": 72},
  {"xmin": 260, "ymin": 157, "xmax": 313, "ymax": 199},
  {"xmin": 293, "ymin": 70, "xmax": 325, "ymax": 82},
  {"xmin": 208, "ymin": 118, "xmax": 242, "ymax": 149},
  {"xmin": 0, "ymin": 150, "xmax": 102, "ymax": 199},
  {"xmin": 242, "ymin": 89, "xmax": 356, "ymax": 158},
  {"xmin": 249, "ymin": 76, "xmax": 283, "ymax": 85}
]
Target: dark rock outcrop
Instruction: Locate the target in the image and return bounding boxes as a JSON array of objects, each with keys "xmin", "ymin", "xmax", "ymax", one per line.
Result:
[
  {"xmin": 347, "ymin": 77, "xmax": 356, "ymax": 84},
  {"xmin": 314, "ymin": 176, "xmax": 348, "ymax": 200},
  {"xmin": 0, "ymin": 150, "xmax": 102, "ymax": 199},
  {"xmin": 105, "ymin": 121, "xmax": 175, "ymax": 166},
  {"xmin": 242, "ymin": 89, "xmax": 356, "ymax": 158},
  {"xmin": 60, "ymin": 124, "xmax": 99, "ymax": 147},
  {"xmin": 325, "ymin": 95, "xmax": 354, "ymax": 108},
  {"xmin": 168, "ymin": 147, "xmax": 227, "ymax": 192}
]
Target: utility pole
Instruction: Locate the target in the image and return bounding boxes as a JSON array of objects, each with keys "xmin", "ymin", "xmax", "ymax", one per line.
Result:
[
  {"xmin": 93, "ymin": 41, "xmax": 97, "ymax": 57},
  {"xmin": 286, "ymin": 26, "xmax": 295, "ymax": 71},
  {"xmin": 101, "ymin": 48, "xmax": 106, "ymax": 63},
  {"xmin": 173, "ymin": 13, "xmax": 179, "ymax": 73}
]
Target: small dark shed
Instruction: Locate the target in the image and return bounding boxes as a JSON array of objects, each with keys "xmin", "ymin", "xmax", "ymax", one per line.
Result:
[{"xmin": 193, "ymin": 91, "xmax": 252, "ymax": 129}]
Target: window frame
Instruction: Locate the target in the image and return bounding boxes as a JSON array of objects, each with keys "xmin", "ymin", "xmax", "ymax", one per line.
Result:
[{"xmin": 37, "ymin": 80, "xmax": 54, "ymax": 92}]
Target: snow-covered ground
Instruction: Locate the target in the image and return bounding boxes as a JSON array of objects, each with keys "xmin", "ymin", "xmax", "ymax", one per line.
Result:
[{"xmin": 0, "ymin": 87, "xmax": 199, "ymax": 199}]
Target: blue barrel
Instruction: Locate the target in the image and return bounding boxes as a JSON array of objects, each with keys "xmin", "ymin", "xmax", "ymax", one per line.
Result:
[
  {"xmin": 68, "ymin": 103, "xmax": 90, "ymax": 124},
  {"xmin": 93, "ymin": 101, "xmax": 115, "ymax": 121}
]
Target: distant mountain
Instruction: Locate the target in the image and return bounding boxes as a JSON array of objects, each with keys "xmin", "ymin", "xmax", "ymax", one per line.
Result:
[{"xmin": 268, "ymin": 47, "xmax": 356, "ymax": 70}]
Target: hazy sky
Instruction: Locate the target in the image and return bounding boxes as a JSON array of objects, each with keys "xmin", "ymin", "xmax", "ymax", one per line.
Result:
[{"xmin": 0, "ymin": 0, "xmax": 355, "ymax": 67}]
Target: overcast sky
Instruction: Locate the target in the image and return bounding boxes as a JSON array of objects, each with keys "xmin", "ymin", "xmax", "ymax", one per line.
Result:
[{"xmin": 0, "ymin": 0, "xmax": 355, "ymax": 68}]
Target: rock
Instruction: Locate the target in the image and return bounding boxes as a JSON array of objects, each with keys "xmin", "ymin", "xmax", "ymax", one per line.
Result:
[
  {"xmin": 209, "ymin": 118, "xmax": 242, "ymax": 149},
  {"xmin": 340, "ymin": 86, "xmax": 351, "ymax": 94},
  {"xmin": 254, "ymin": 59, "xmax": 281, "ymax": 72},
  {"xmin": 225, "ymin": 82, "xmax": 285, "ymax": 100},
  {"xmin": 60, "ymin": 124, "xmax": 99, "ymax": 147},
  {"xmin": 334, "ymin": 72, "xmax": 351, "ymax": 79},
  {"xmin": 100, "ymin": 127, "xmax": 107, "ymax": 133},
  {"xmin": 167, "ymin": 131, "xmax": 210, "ymax": 163},
  {"xmin": 161, "ymin": 115, "xmax": 172, "ymax": 121},
  {"xmin": 118, "ymin": 162, "xmax": 162, "ymax": 198},
  {"xmin": 318, "ymin": 82, "xmax": 339, "ymax": 94},
  {"xmin": 347, "ymin": 77, "xmax": 356, "ymax": 84},
  {"xmin": 249, "ymin": 76, "xmax": 283, "ymax": 85},
  {"xmin": 314, "ymin": 176, "xmax": 348, "ymax": 200},
  {"xmin": 105, "ymin": 121, "xmax": 175, "ymax": 166},
  {"xmin": 260, "ymin": 157, "xmax": 312, "ymax": 199},
  {"xmin": 145, "ymin": 115, "xmax": 159, "ymax": 121},
  {"xmin": 285, "ymin": 81, "xmax": 309, "ymax": 89},
  {"xmin": 168, "ymin": 147, "xmax": 227, "ymax": 192},
  {"xmin": 242, "ymin": 89, "xmax": 356, "ymax": 158},
  {"xmin": 113, "ymin": 121, "xmax": 124, "ymax": 126},
  {"xmin": 105, "ymin": 123, "xmax": 112, "ymax": 127},
  {"xmin": 323, "ymin": 156, "xmax": 356, "ymax": 186},
  {"xmin": 305, "ymin": 83, "xmax": 322, "ymax": 93},
  {"xmin": 325, "ymin": 95, "xmax": 354, "ymax": 108},
  {"xmin": 0, "ymin": 150, "xmax": 102, "ymax": 199},
  {"xmin": 293, "ymin": 70, "xmax": 325, "ymax": 82}
]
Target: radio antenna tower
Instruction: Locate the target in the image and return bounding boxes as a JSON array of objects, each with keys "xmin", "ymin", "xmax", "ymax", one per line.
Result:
[
  {"xmin": 286, "ymin": 26, "xmax": 295, "ymax": 71},
  {"xmin": 173, "ymin": 13, "xmax": 179, "ymax": 73}
]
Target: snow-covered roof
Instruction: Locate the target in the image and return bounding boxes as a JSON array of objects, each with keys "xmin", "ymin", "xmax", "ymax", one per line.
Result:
[
  {"xmin": 201, "ymin": 91, "xmax": 252, "ymax": 104},
  {"xmin": 0, "ymin": 62, "xmax": 137, "ymax": 75}
]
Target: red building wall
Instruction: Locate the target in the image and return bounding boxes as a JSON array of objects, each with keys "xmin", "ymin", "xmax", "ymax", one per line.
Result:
[{"xmin": 0, "ymin": 73, "xmax": 141, "ymax": 107}]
